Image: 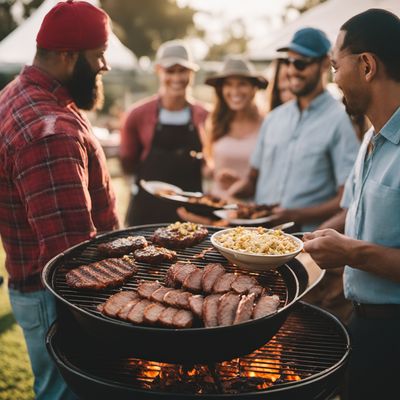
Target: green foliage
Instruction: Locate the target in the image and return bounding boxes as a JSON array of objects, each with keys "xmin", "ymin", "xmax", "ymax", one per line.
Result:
[{"xmin": 0, "ymin": 244, "xmax": 34, "ymax": 400}]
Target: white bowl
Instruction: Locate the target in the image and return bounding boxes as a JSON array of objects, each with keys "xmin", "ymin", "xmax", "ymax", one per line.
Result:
[{"xmin": 210, "ymin": 227, "xmax": 303, "ymax": 271}]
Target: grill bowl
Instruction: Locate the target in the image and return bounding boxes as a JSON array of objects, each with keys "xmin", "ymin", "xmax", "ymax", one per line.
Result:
[{"xmin": 210, "ymin": 228, "xmax": 303, "ymax": 271}]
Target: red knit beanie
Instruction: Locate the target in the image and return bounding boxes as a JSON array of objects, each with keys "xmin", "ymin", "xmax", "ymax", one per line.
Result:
[{"xmin": 36, "ymin": 0, "xmax": 110, "ymax": 51}]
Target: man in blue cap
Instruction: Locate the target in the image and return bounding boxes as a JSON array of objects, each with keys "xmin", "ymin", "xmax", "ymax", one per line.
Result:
[{"xmin": 230, "ymin": 27, "xmax": 359, "ymax": 321}]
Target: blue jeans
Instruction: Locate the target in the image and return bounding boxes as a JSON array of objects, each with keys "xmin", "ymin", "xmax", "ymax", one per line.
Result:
[{"xmin": 9, "ymin": 288, "xmax": 78, "ymax": 400}]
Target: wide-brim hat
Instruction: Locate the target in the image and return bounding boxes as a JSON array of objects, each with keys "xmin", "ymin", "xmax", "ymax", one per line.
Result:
[
  {"xmin": 155, "ymin": 39, "xmax": 199, "ymax": 71},
  {"xmin": 205, "ymin": 56, "xmax": 268, "ymax": 89}
]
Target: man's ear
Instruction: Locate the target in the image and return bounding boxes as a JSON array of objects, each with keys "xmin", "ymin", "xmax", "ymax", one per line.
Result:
[
  {"xmin": 360, "ymin": 53, "xmax": 377, "ymax": 82},
  {"xmin": 60, "ymin": 51, "xmax": 79, "ymax": 68}
]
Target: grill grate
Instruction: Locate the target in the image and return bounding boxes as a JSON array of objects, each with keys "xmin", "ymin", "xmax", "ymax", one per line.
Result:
[
  {"xmin": 53, "ymin": 302, "xmax": 350, "ymax": 395},
  {"xmin": 49, "ymin": 225, "xmax": 296, "ymax": 326}
]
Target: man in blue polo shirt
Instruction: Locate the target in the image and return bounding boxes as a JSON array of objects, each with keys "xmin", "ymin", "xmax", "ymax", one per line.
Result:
[
  {"xmin": 230, "ymin": 27, "xmax": 359, "ymax": 233},
  {"xmin": 304, "ymin": 9, "xmax": 400, "ymax": 400}
]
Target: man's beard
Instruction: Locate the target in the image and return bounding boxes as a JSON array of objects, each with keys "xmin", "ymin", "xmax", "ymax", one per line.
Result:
[
  {"xmin": 66, "ymin": 53, "xmax": 104, "ymax": 111},
  {"xmin": 289, "ymin": 64, "xmax": 322, "ymax": 97}
]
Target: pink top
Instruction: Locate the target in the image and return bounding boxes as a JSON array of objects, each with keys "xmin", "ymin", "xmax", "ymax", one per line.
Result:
[{"xmin": 210, "ymin": 132, "xmax": 258, "ymax": 198}]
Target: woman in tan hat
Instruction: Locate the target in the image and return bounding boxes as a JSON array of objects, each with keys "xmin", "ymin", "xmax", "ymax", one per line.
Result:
[
  {"xmin": 177, "ymin": 56, "xmax": 267, "ymax": 224},
  {"xmin": 120, "ymin": 40, "xmax": 208, "ymax": 225}
]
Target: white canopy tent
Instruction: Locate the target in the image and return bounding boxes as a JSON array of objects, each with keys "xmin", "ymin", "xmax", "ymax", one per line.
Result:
[
  {"xmin": 248, "ymin": 0, "xmax": 400, "ymax": 61},
  {"xmin": 0, "ymin": 0, "xmax": 137, "ymax": 71}
]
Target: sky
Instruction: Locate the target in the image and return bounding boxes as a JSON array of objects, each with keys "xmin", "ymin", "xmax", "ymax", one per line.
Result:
[{"xmin": 177, "ymin": 0, "xmax": 303, "ymax": 58}]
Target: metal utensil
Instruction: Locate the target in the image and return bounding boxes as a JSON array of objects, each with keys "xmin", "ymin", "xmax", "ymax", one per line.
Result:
[{"xmin": 271, "ymin": 221, "xmax": 295, "ymax": 231}]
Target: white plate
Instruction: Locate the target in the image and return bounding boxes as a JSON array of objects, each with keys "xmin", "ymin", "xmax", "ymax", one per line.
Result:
[
  {"xmin": 210, "ymin": 228, "xmax": 303, "ymax": 271},
  {"xmin": 140, "ymin": 180, "xmax": 183, "ymax": 197},
  {"xmin": 213, "ymin": 209, "xmax": 275, "ymax": 225}
]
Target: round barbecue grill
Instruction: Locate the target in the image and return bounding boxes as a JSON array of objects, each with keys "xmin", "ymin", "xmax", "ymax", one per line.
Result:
[
  {"xmin": 47, "ymin": 302, "xmax": 350, "ymax": 400},
  {"xmin": 42, "ymin": 224, "xmax": 323, "ymax": 363}
]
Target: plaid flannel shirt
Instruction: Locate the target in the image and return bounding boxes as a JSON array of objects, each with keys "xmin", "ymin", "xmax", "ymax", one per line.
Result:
[{"xmin": 0, "ymin": 66, "xmax": 119, "ymax": 292}]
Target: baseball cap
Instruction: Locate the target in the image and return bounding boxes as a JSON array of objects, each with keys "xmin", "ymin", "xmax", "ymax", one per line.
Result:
[
  {"xmin": 205, "ymin": 56, "xmax": 268, "ymax": 89},
  {"xmin": 277, "ymin": 27, "xmax": 331, "ymax": 58},
  {"xmin": 36, "ymin": 0, "xmax": 110, "ymax": 51},
  {"xmin": 155, "ymin": 40, "xmax": 199, "ymax": 71}
]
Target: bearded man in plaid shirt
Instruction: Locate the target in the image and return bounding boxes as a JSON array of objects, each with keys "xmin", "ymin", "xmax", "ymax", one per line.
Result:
[{"xmin": 0, "ymin": 1, "xmax": 119, "ymax": 398}]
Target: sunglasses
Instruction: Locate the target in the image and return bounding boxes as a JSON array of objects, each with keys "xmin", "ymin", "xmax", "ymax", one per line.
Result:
[{"xmin": 281, "ymin": 57, "xmax": 320, "ymax": 71}]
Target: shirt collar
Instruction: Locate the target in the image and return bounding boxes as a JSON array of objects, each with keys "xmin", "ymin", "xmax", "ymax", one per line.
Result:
[
  {"xmin": 294, "ymin": 90, "xmax": 332, "ymax": 113},
  {"xmin": 379, "ymin": 106, "xmax": 400, "ymax": 145},
  {"xmin": 20, "ymin": 65, "xmax": 74, "ymax": 107}
]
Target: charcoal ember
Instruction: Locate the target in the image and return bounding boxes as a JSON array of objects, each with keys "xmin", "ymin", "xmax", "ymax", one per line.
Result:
[{"xmin": 152, "ymin": 221, "xmax": 208, "ymax": 249}]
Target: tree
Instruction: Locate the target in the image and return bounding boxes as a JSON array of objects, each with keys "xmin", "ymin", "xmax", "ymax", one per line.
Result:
[
  {"xmin": 286, "ymin": 0, "xmax": 328, "ymax": 15},
  {"xmin": 100, "ymin": 0, "xmax": 201, "ymax": 58}
]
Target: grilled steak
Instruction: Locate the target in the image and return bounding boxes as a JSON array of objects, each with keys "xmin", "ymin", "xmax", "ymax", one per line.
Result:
[
  {"xmin": 150, "ymin": 286, "xmax": 174, "ymax": 303},
  {"xmin": 165, "ymin": 262, "xmax": 198, "ymax": 287},
  {"xmin": 253, "ymin": 295, "xmax": 280, "ymax": 319},
  {"xmin": 66, "ymin": 256, "xmax": 137, "ymax": 290},
  {"xmin": 231, "ymin": 275, "xmax": 258, "ymax": 294},
  {"xmin": 117, "ymin": 298, "xmax": 142, "ymax": 320},
  {"xmin": 248, "ymin": 285, "xmax": 267, "ymax": 299},
  {"xmin": 158, "ymin": 307, "xmax": 179, "ymax": 327},
  {"xmin": 212, "ymin": 272, "xmax": 237, "ymax": 294},
  {"xmin": 127, "ymin": 299, "xmax": 151, "ymax": 324},
  {"xmin": 233, "ymin": 293, "xmax": 256, "ymax": 324},
  {"xmin": 201, "ymin": 263, "xmax": 225, "ymax": 293},
  {"xmin": 143, "ymin": 303, "xmax": 167, "ymax": 325},
  {"xmin": 152, "ymin": 222, "xmax": 208, "ymax": 249},
  {"xmin": 182, "ymin": 268, "xmax": 204, "ymax": 293},
  {"xmin": 217, "ymin": 292, "xmax": 241, "ymax": 326},
  {"xmin": 137, "ymin": 280, "xmax": 162, "ymax": 299},
  {"xmin": 134, "ymin": 245, "xmax": 177, "ymax": 264},
  {"xmin": 172, "ymin": 309, "xmax": 194, "ymax": 328},
  {"xmin": 203, "ymin": 294, "xmax": 221, "ymax": 327},
  {"xmin": 98, "ymin": 236, "xmax": 148, "ymax": 256},
  {"xmin": 101, "ymin": 291, "xmax": 139, "ymax": 318},
  {"xmin": 189, "ymin": 295, "xmax": 204, "ymax": 319}
]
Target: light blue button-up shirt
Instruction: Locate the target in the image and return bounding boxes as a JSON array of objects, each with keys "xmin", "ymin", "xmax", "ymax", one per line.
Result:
[
  {"xmin": 342, "ymin": 107, "xmax": 400, "ymax": 304},
  {"xmin": 251, "ymin": 90, "xmax": 359, "ymax": 231}
]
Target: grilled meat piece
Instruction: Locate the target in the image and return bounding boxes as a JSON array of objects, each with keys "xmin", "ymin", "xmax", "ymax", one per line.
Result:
[
  {"xmin": 150, "ymin": 286, "xmax": 174, "ymax": 303},
  {"xmin": 158, "ymin": 307, "xmax": 179, "ymax": 327},
  {"xmin": 188, "ymin": 295, "xmax": 204, "ymax": 319},
  {"xmin": 165, "ymin": 262, "xmax": 198, "ymax": 288},
  {"xmin": 117, "ymin": 298, "xmax": 142, "ymax": 320},
  {"xmin": 233, "ymin": 293, "xmax": 256, "ymax": 324},
  {"xmin": 217, "ymin": 292, "xmax": 241, "ymax": 326},
  {"xmin": 182, "ymin": 268, "xmax": 204, "ymax": 293},
  {"xmin": 137, "ymin": 280, "xmax": 162, "ymax": 299},
  {"xmin": 248, "ymin": 285, "xmax": 266, "ymax": 299},
  {"xmin": 212, "ymin": 272, "xmax": 237, "ymax": 294},
  {"xmin": 101, "ymin": 291, "xmax": 139, "ymax": 318},
  {"xmin": 127, "ymin": 299, "xmax": 151, "ymax": 324},
  {"xmin": 201, "ymin": 263, "xmax": 225, "ymax": 293},
  {"xmin": 231, "ymin": 275, "xmax": 258, "ymax": 294},
  {"xmin": 163, "ymin": 289, "xmax": 192, "ymax": 310},
  {"xmin": 152, "ymin": 222, "xmax": 208, "ymax": 249},
  {"xmin": 253, "ymin": 295, "xmax": 280, "ymax": 319},
  {"xmin": 203, "ymin": 294, "xmax": 221, "ymax": 327},
  {"xmin": 66, "ymin": 256, "xmax": 137, "ymax": 290},
  {"xmin": 134, "ymin": 245, "xmax": 177, "ymax": 264},
  {"xmin": 98, "ymin": 236, "xmax": 148, "ymax": 256},
  {"xmin": 143, "ymin": 303, "xmax": 167, "ymax": 325},
  {"xmin": 172, "ymin": 309, "xmax": 194, "ymax": 329}
]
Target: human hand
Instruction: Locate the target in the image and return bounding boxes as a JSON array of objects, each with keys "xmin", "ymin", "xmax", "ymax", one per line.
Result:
[
  {"xmin": 269, "ymin": 206, "xmax": 299, "ymax": 225},
  {"xmin": 226, "ymin": 178, "xmax": 254, "ymax": 200},
  {"xmin": 303, "ymin": 229, "xmax": 354, "ymax": 269},
  {"xmin": 215, "ymin": 168, "xmax": 240, "ymax": 190}
]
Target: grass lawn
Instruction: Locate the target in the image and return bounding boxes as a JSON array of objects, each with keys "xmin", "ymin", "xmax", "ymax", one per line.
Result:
[{"xmin": 0, "ymin": 163, "xmax": 130, "ymax": 399}]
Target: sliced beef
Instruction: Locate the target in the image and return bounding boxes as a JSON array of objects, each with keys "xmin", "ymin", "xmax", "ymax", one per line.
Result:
[
  {"xmin": 248, "ymin": 285, "xmax": 266, "ymax": 299},
  {"xmin": 164, "ymin": 262, "xmax": 183, "ymax": 287},
  {"xmin": 158, "ymin": 307, "xmax": 179, "ymax": 327},
  {"xmin": 175, "ymin": 291, "xmax": 193, "ymax": 310},
  {"xmin": 137, "ymin": 280, "xmax": 162, "ymax": 299},
  {"xmin": 152, "ymin": 222, "xmax": 208, "ymax": 249},
  {"xmin": 172, "ymin": 309, "xmax": 194, "ymax": 328},
  {"xmin": 203, "ymin": 294, "xmax": 221, "ymax": 327},
  {"xmin": 253, "ymin": 295, "xmax": 280, "ymax": 319},
  {"xmin": 150, "ymin": 286, "xmax": 174, "ymax": 303},
  {"xmin": 182, "ymin": 268, "xmax": 204, "ymax": 293},
  {"xmin": 127, "ymin": 299, "xmax": 151, "ymax": 324},
  {"xmin": 189, "ymin": 295, "xmax": 204, "ymax": 319},
  {"xmin": 117, "ymin": 297, "xmax": 142, "ymax": 320},
  {"xmin": 66, "ymin": 256, "xmax": 137, "ymax": 290},
  {"xmin": 172, "ymin": 263, "xmax": 198, "ymax": 287},
  {"xmin": 201, "ymin": 263, "xmax": 225, "ymax": 293},
  {"xmin": 134, "ymin": 245, "xmax": 177, "ymax": 264},
  {"xmin": 143, "ymin": 303, "xmax": 167, "ymax": 325},
  {"xmin": 163, "ymin": 289, "xmax": 184, "ymax": 307},
  {"xmin": 98, "ymin": 236, "xmax": 148, "ymax": 256},
  {"xmin": 101, "ymin": 291, "xmax": 139, "ymax": 318},
  {"xmin": 233, "ymin": 293, "xmax": 256, "ymax": 324},
  {"xmin": 212, "ymin": 272, "xmax": 237, "ymax": 294},
  {"xmin": 231, "ymin": 275, "xmax": 258, "ymax": 294},
  {"xmin": 217, "ymin": 292, "xmax": 241, "ymax": 326}
]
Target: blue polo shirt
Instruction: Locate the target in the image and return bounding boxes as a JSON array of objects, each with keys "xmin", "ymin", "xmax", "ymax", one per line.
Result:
[
  {"xmin": 342, "ymin": 107, "xmax": 400, "ymax": 304},
  {"xmin": 251, "ymin": 90, "xmax": 359, "ymax": 231}
]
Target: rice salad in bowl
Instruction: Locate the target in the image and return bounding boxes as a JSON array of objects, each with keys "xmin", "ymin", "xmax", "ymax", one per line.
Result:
[{"xmin": 210, "ymin": 227, "xmax": 303, "ymax": 271}]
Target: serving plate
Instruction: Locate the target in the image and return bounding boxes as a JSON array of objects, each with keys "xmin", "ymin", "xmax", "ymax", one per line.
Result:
[{"xmin": 213, "ymin": 209, "xmax": 275, "ymax": 225}]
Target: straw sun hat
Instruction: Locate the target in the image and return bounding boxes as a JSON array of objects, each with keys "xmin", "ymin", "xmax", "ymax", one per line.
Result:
[{"xmin": 205, "ymin": 56, "xmax": 268, "ymax": 89}]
